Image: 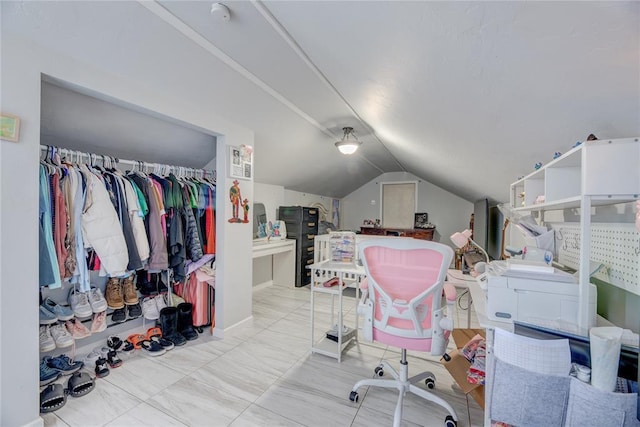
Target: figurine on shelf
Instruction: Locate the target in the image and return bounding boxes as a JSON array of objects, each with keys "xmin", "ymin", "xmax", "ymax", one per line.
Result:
[
  {"xmin": 553, "ymin": 152, "xmax": 562, "ymax": 159},
  {"xmin": 586, "ymin": 133, "xmax": 598, "ymax": 141},
  {"xmin": 534, "ymin": 162, "xmax": 543, "ymax": 170}
]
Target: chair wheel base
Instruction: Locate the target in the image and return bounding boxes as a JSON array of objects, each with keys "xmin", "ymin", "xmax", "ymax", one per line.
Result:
[
  {"xmin": 425, "ymin": 375, "xmax": 435, "ymax": 389},
  {"xmin": 374, "ymin": 365, "xmax": 384, "ymax": 377},
  {"xmin": 349, "ymin": 391, "xmax": 359, "ymax": 402},
  {"xmin": 445, "ymin": 415, "xmax": 457, "ymax": 427}
]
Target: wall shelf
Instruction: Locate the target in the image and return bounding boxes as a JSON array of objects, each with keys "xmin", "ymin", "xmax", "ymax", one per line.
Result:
[{"xmin": 509, "ymin": 137, "xmax": 640, "ymax": 334}]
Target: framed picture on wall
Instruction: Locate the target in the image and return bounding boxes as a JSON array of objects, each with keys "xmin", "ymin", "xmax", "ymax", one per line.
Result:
[
  {"xmin": 414, "ymin": 212, "xmax": 430, "ymax": 229},
  {"xmin": 229, "ymin": 145, "xmax": 253, "ymax": 180},
  {"xmin": 0, "ymin": 113, "xmax": 20, "ymax": 143}
]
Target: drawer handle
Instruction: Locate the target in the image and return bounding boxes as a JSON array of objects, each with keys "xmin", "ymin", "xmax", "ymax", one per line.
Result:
[
  {"xmin": 308, "ymin": 210, "xmax": 317, "ymax": 215},
  {"xmin": 307, "ymin": 247, "xmax": 314, "ymax": 252},
  {"xmin": 306, "ymin": 258, "xmax": 314, "ymax": 265},
  {"xmin": 307, "ymin": 222, "xmax": 316, "ymax": 227},
  {"xmin": 307, "ymin": 235, "xmax": 315, "ymax": 240}
]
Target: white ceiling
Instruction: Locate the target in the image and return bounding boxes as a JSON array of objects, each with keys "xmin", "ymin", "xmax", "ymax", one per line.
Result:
[{"xmin": 3, "ymin": 1, "xmax": 639, "ymax": 203}]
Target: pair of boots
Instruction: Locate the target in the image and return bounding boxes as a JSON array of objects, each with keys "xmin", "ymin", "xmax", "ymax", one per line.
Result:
[
  {"xmin": 106, "ymin": 275, "xmax": 138, "ymax": 309},
  {"xmin": 159, "ymin": 303, "xmax": 198, "ymax": 346},
  {"xmin": 136, "ymin": 271, "xmax": 169, "ymax": 296}
]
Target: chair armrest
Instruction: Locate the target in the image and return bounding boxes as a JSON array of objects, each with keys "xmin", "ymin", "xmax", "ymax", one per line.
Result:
[{"xmin": 442, "ymin": 282, "xmax": 457, "ymax": 304}]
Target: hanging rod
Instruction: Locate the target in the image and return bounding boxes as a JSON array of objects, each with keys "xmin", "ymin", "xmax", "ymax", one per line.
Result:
[{"xmin": 40, "ymin": 145, "xmax": 216, "ymax": 182}]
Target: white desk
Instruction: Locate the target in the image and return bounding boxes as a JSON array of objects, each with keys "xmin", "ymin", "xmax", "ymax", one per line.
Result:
[
  {"xmin": 308, "ymin": 261, "xmax": 366, "ymax": 362},
  {"xmin": 446, "ymin": 269, "xmax": 479, "ymax": 328},
  {"xmin": 252, "ymin": 239, "xmax": 296, "ymax": 288},
  {"xmin": 466, "ymin": 276, "xmax": 513, "ymax": 427}
]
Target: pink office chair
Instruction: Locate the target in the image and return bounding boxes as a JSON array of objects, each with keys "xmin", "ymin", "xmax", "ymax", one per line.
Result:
[{"xmin": 349, "ymin": 239, "xmax": 458, "ymax": 427}]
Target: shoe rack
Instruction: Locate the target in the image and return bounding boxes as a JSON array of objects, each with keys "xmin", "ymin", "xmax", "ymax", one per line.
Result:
[{"xmin": 38, "ymin": 270, "xmax": 169, "ymax": 357}]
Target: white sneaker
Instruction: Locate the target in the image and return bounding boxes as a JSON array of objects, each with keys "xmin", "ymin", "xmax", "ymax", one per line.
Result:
[
  {"xmin": 50, "ymin": 323, "xmax": 74, "ymax": 348},
  {"xmin": 40, "ymin": 326, "xmax": 56, "ymax": 352},
  {"xmin": 142, "ymin": 297, "xmax": 159, "ymax": 320},
  {"xmin": 69, "ymin": 288, "xmax": 93, "ymax": 319},
  {"xmin": 88, "ymin": 287, "xmax": 108, "ymax": 313},
  {"xmin": 155, "ymin": 294, "xmax": 167, "ymax": 312},
  {"xmin": 82, "ymin": 347, "xmax": 104, "ymax": 368}
]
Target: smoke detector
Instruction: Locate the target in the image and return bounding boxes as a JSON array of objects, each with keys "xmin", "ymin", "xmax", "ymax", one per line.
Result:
[{"xmin": 210, "ymin": 3, "xmax": 231, "ymax": 22}]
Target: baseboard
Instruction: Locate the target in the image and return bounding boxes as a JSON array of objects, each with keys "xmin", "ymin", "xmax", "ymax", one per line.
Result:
[
  {"xmin": 221, "ymin": 315, "xmax": 253, "ymax": 337},
  {"xmin": 252, "ymin": 280, "xmax": 273, "ymax": 291},
  {"xmin": 27, "ymin": 417, "xmax": 44, "ymax": 427}
]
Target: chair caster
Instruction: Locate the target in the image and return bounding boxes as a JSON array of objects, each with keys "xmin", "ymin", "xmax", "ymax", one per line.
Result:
[
  {"xmin": 425, "ymin": 375, "xmax": 435, "ymax": 389},
  {"xmin": 445, "ymin": 415, "xmax": 457, "ymax": 426},
  {"xmin": 374, "ymin": 365, "xmax": 384, "ymax": 377},
  {"xmin": 349, "ymin": 391, "xmax": 359, "ymax": 402}
]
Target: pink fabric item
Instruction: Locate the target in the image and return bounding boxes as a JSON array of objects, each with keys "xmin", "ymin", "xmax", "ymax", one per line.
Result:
[{"xmin": 363, "ymin": 245, "xmax": 447, "ymax": 352}]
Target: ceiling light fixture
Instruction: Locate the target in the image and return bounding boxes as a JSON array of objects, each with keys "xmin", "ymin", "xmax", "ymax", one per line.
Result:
[{"xmin": 335, "ymin": 127, "xmax": 361, "ymax": 155}]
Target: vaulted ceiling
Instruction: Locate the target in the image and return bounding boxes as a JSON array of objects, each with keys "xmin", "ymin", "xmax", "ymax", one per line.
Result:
[{"xmin": 3, "ymin": 1, "xmax": 639, "ymax": 203}]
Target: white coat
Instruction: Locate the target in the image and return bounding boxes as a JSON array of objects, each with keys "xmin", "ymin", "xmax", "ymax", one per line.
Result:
[{"xmin": 80, "ymin": 166, "xmax": 129, "ymax": 277}]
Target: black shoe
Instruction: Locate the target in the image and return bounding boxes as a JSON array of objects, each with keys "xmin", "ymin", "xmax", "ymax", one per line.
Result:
[
  {"xmin": 107, "ymin": 350, "xmax": 123, "ymax": 368},
  {"xmin": 159, "ymin": 306, "xmax": 187, "ymax": 346},
  {"xmin": 107, "ymin": 335, "xmax": 123, "ymax": 351},
  {"xmin": 137, "ymin": 270, "xmax": 156, "ymax": 296},
  {"xmin": 155, "ymin": 273, "xmax": 168, "ymax": 293},
  {"xmin": 128, "ymin": 303, "xmax": 142, "ymax": 319},
  {"xmin": 111, "ymin": 308, "xmax": 126, "ymax": 323},
  {"xmin": 177, "ymin": 303, "xmax": 199, "ymax": 341},
  {"xmin": 40, "ymin": 384, "xmax": 67, "ymax": 413},
  {"xmin": 67, "ymin": 372, "xmax": 95, "ymax": 398},
  {"xmin": 95, "ymin": 357, "xmax": 110, "ymax": 378}
]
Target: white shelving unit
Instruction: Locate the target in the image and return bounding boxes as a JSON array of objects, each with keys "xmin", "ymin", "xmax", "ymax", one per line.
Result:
[
  {"xmin": 509, "ymin": 137, "xmax": 640, "ymax": 334},
  {"xmin": 308, "ymin": 261, "xmax": 365, "ymax": 362}
]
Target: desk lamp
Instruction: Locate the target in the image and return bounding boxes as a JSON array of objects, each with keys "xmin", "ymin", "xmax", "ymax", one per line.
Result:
[{"xmin": 450, "ymin": 229, "xmax": 490, "ymax": 264}]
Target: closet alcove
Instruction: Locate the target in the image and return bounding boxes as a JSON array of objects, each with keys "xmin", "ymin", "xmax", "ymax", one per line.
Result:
[{"xmin": 39, "ymin": 77, "xmax": 218, "ymax": 348}]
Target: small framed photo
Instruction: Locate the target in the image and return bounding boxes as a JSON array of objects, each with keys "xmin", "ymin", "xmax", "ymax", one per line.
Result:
[
  {"xmin": 0, "ymin": 113, "xmax": 20, "ymax": 143},
  {"xmin": 414, "ymin": 212, "xmax": 430, "ymax": 229},
  {"xmin": 229, "ymin": 145, "xmax": 253, "ymax": 180}
]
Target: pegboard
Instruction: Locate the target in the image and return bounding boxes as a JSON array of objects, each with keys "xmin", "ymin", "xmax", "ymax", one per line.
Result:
[{"xmin": 550, "ymin": 223, "xmax": 640, "ymax": 296}]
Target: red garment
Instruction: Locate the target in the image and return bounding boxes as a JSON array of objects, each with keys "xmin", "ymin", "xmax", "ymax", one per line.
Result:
[
  {"xmin": 52, "ymin": 172, "xmax": 69, "ymax": 278},
  {"xmin": 204, "ymin": 187, "xmax": 216, "ymax": 254}
]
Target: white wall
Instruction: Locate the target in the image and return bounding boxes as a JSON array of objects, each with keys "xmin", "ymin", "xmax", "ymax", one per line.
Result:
[
  {"xmin": 283, "ymin": 189, "xmax": 336, "ymax": 224},
  {"xmin": 252, "ymin": 183, "xmax": 336, "ymax": 287},
  {"xmin": 254, "ymin": 182, "xmax": 285, "ymax": 225},
  {"xmin": 0, "ymin": 32, "xmax": 254, "ymax": 427},
  {"xmin": 342, "ymin": 172, "xmax": 473, "ymax": 247}
]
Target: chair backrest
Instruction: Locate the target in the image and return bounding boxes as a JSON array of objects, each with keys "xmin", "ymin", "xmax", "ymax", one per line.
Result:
[{"xmin": 359, "ymin": 239, "xmax": 453, "ymax": 352}]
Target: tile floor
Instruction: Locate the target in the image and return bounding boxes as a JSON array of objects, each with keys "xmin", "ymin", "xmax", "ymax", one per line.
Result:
[{"xmin": 42, "ymin": 284, "xmax": 484, "ymax": 427}]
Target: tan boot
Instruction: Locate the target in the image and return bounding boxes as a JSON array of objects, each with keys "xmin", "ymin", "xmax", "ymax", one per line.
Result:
[
  {"xmin": 122, "ymin": 274, "xmax": 139, "ymax": 305},
  {"xmin": 105, "ymin": 277, "xmax": 125, "ymax": 309}
]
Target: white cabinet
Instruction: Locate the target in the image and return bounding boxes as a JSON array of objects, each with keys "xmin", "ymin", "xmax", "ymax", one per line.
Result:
[
  {"xmin": 509, "ymin": 137, "xmax": 640, "ymax": 333},
  {"xmin": 308, "ymin": 261, "xmax": 365, "ymax": 362}
]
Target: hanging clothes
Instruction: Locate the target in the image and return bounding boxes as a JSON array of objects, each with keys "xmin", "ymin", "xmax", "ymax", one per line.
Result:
[
  {"xmin": 121, "ymin": 175, "xmax": 150, "ymax": 264},
  {"xmin": 204, "ymin": 185, "xmax": 216, "ymax": 255},
  {"xmin": 102, "ymin": 170, "xmax": 142, "ymax": 271},
  {"xmin": 146, "ymin": 178, "xmax": 169, "ymax": 271},
  {"xmin": 51, "ymin": 171, "xmax": 69, "ymax": 278},
  {"xmin": 39, "ymin": 165, "xmax": 61, "ymax": 288},
  {"xmin": 181, "ymin": 183, "xmax": 204, "ymax": 262},
  {"xmin": 68, "ymin": 165, "xmax": 91, "ymax": 290},
  {"xmin": 61, "ymin": 165, "xmax": 77, "ymax": 279},
  {"xmin": 80, "ymin": 165, "xmax": 129, "ymax": 278}
]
